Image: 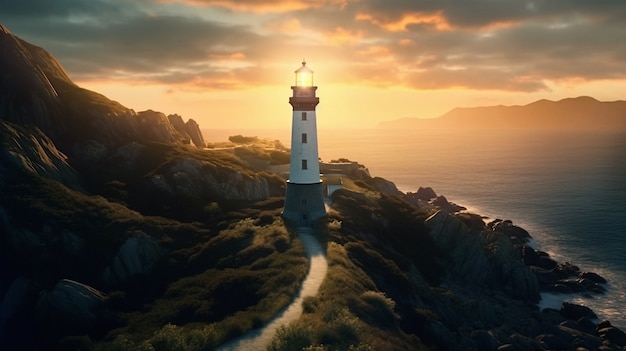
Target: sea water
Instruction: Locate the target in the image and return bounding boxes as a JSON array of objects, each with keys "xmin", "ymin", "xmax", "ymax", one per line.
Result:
[{"xmin": 203, "ymin": 128, "xmax": 626, "ymax": 329}]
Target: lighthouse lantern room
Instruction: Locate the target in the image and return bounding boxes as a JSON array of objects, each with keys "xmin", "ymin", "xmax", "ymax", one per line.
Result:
[{"xmin": 282, "ymin": 61, "xmax": 326, "ymax": 226}]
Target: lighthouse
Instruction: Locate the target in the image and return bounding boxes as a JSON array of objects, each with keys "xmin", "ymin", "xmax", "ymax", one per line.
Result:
[{"xmin": 282, "ymin": 61, "xmax": 326, "ymax": 226}]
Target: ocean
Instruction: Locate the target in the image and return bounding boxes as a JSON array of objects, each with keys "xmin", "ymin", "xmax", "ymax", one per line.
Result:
[{"xmin": 203, "ymin": 128, "xmax": 626, "ymax": 329}]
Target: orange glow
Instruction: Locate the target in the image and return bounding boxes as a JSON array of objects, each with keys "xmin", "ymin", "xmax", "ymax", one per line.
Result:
[
  {"xmin": 208, "ymin": 52, "xmax": 246, "ymax": 60},
  {"xmin": 325, "ymin": 27, "xmax": 363, "ymax": 44},
  {"xmin": 357, "ymin": 46, "xmax": 392, "ymax": 58},
  {"xmin": 356, "ymin": 11, "xmax": 452, "ymax": 32},
  {"xmin": 75, "ymin": 77, "xmax": 626, "ymax": 131},
  {"xmin": 158, "ymin": 0, "xmax": 355, "ymax": 13},
  {"xmin": 264, "ymin": 18, "xmax": 302, "ymax": 33}
]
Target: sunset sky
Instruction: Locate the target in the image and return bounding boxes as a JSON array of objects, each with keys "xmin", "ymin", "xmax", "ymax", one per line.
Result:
[{"xmin": 2, "ymin": 0, "xmax": 626, "ymax": 129}]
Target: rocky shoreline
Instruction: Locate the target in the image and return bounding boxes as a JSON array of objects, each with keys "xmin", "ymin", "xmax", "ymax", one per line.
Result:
[{"xmin": 410, "ymin": 186, "xmax": 626, "ymax": 351}]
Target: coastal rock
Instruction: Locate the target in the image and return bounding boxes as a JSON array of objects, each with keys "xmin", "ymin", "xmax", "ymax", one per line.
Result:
[
  {"xmin": 579, "ymin": 271, "xmax": 607, "ymax": 284},
  {"xmin": 426, "ymin": 210, "xmax": 540, "ymax": 301},
  {"xmin": 36, "ymin": 279, "xmax": 105, "ymax": 334},
  {"xmin": 535, "ymin": 333, "xmax": 571, "ymax": 350},
  {"xmin": 490, "ymin": 219, "xmax": 531, "ymax": 245},
  {"xmin": 415, "ymin": 186, "xmax": 437, "ymax": 200},
  {"xmin": 369, "ymin": 176, "xmax": 402, "ymax": 196},
  {"xmin": 597, "ymin": 322, "xmax": 626, "ymax": 347},
  {"xmin": 561, "ymin": 302, "xmax": 597, "ymax": 320},
  {"xmin": 554, "ymin": 261, "xmax": 581, "ymax": 279},
  {"xmin": 431, "ymin": 195, "xmax": 466, "ymax": 213},
  {"xmin": 522, "ymin": 245, "xmax": 558, "ymax": 270},
  {"xmin": 103, "ymin": 235, "xmax": 165, "ymax": 285},
  {"xmin": 425, "ymin": 210, "xmax": 489, "ymax": 283}
]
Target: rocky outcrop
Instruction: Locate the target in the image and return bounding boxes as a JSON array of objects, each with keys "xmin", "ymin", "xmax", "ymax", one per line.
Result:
[
  {"xmin": 404, "ymin": 188, "xmax": 466, "ymax": 212},
  {"xmin": 431, "ymin": 195, "xmax": 466, "ymax": 213},
  {"xmin": 0, "ymin": 25, "xmax": 68, "ymax": 140},
  {"xmin": 489, "ymin": 219, "xmax": 532, "ymax": 246},
  {"xmin": 0, "ymin": 120, "xmax": 81, "ymax": 189},
  {"xmin": 185, "ymin": 118, "xmax": 205, "ymax": 147},
  {"xmin": 414, "ymin": 186, "xmax": 437, "ymax": 200},
  {"xmin": 103, "ymin": 235, "xmax": 165, "ymax": 285},
  {"xmin": 425, "ymin": 210, "xmax": 540, "ymax": 302},
  {"xmin": 168, "ymin": 114, "xmax": 205, "ymax": 147},
  {"xmin": 369, "ymin": 176, "xmax": 402, "ymax": 196},
  {"xmin": 148, "ymin": 157, "xmax": 285, "ymax": 202},
  {"xmin": 136, "ymin": 110, "xmax": 186, "ymax": 145}
]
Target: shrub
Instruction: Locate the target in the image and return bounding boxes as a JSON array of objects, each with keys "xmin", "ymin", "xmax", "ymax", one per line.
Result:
[
  {"xmin": 228, "ymin": 135, "xmax": 258, "ymax": 144},
  {"xmin": 353, "ymin": 291, "xmax": 399, "ymax": 329},
  {"xmin": 268, "ymin": 325, "xmax": 314, "ymax": 351}
]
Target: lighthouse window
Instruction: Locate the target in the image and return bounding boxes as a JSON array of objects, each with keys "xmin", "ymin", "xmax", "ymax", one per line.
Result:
[
  {"xmin": 302, "ymin": 112, "xmax": 307, "ymax": 121},
  {"xmin": 302, "ymin": 159, "xmax": 308, "ymax": 170},
  {"xmin": 301, "ymin": 133, "xmax": 308, "ymax": 143}
]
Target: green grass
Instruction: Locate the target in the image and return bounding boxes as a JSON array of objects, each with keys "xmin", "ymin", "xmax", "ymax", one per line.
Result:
[{"xmin": 96, "ymin": 215, "xmax": 308, "ymax": 349}]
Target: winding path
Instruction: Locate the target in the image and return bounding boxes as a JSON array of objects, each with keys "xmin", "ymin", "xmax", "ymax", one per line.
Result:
[{"xmin": 217, "ymin": 227, "xmax": 328, "ymax": 351}]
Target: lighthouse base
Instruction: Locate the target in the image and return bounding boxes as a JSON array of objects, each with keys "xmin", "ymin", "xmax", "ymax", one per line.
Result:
[{"xmin": 282, "ymin": 181, "xmax": 326, "ymax": 227}]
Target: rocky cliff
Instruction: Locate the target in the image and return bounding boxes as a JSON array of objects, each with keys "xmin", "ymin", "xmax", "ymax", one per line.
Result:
[
  {"xmin": 0, "ymin": 24, "xmax": 289, "ymax": 350},
  {"xmin": 0, "ymin": 24, "xmax": 202, "ymax": 156}
]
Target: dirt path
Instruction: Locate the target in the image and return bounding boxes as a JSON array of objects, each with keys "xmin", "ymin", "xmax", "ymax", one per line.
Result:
[{"xmin": 217, "ymin": 227, "xmax": 328, "ymax": 351}]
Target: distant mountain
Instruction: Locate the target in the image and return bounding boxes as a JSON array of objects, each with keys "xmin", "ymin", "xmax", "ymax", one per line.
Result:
[{"xmin": 379, "ymin": 96, "xmax": 626, "ymax": 131}]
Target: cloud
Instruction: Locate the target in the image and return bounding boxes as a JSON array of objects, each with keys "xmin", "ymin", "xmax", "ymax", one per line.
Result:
[{"xmin": 1, "ymin": 0, "xmax": 625, "ymax": 92}]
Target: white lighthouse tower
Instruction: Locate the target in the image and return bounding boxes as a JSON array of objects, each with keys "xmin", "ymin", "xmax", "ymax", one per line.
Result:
[{"xmin": 282, "ymin": 61, "xmax": 326, "ymax": 226}]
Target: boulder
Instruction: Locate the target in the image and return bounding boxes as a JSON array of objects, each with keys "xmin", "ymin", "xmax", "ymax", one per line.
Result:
[
  {"xmin": 555, "ymin": 262, "xmax": 580, "ymax": 278},
  {"xmin": 561, "ymin": 302, "xmax": 597, "ymax": 320},
  {"xmin": 103, "ymin": 235, "xmax": 165, "ymax": 285},
  {"xmin": 185, "ymin": 118, "xmax": 205, "ymax": 148},
  {"xmin": 535, "ymin": 333, "xmax": 571, "ymax": 350},
  {"xmin": 536, "ymin": 256, "xmax": 558, "ymax": 270},
  {"xmin": 167, "ymin": 114, "xmax": 205, "ymax": 148},
  {"xmin": 578, "ymin": 271, "xmax": 607, "ymax": 284},
  {"xmin": 415, "ymin": 186, "xmax": 437, "ymax": 200},
  {"xmin": 36, "ymin": 279, "xmax": 105, "ymax": 335},
  {"xmin": 598, "ymin": 326, "xmax": 626, "ymax": 347}
]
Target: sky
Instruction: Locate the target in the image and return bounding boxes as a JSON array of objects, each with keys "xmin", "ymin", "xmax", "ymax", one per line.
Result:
[{"xmin": 1, "ymin": 0, "xmax": 626, "ymax": 129}]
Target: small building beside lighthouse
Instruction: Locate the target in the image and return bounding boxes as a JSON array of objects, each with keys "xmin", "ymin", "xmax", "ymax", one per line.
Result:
[{"xmin": 282, "ymin": 61, "xmax": 326, "ymax": 226}]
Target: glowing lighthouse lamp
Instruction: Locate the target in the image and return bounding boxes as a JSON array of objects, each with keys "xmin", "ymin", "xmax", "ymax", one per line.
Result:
[{"xmin": 282, "ymin": 61, "xmax": 326, "ymax": 226}]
